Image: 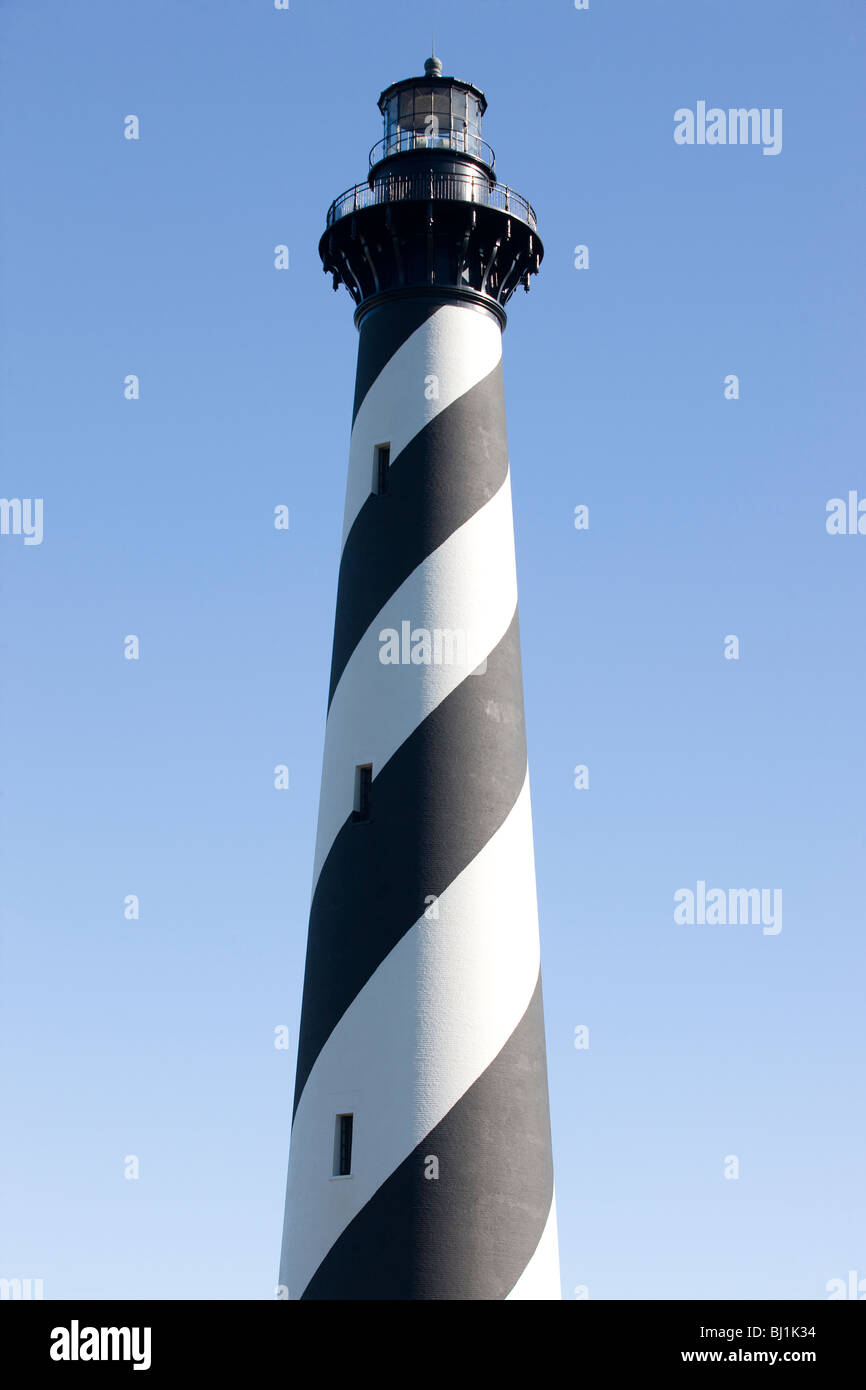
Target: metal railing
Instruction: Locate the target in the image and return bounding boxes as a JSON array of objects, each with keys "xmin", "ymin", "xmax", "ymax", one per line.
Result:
[
  {"xmin": 326, "ymin": 168, "xmax": 537, "ymax": 231},
  {"xmin": 369, "ymin": 129, "xmax": 495, "ymax": 169}
]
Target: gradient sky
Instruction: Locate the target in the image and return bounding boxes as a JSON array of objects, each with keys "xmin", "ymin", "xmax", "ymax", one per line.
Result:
[{"xmin": 1, "ymin": 0, "xmax": 863, "ymax": 1300}]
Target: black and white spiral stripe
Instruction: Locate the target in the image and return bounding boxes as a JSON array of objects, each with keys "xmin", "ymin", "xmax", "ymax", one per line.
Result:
[{"xmin": 280, "ymin": 298, "xmax": 560, "ymax": 1300}]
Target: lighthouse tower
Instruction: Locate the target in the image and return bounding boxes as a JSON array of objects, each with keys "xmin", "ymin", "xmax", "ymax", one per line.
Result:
[{"xmin": 279, "ymin": 55, "xmax": 560, "ymax": 1300}]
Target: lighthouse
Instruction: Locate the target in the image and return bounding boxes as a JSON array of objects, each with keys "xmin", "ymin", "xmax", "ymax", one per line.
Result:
[{"xmin": 279, "ymin": 55, "xmax": 561, "ymax": 1300}]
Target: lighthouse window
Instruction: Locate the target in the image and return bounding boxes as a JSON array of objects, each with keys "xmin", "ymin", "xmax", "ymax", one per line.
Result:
[
  {"xmin": 451, "ymin": 90, "xmax": 467, "ymax": 148},
  {"xmin": 374, "ymin": 443, "xmax": 390, "ymax": 495},
  {"xmin": 333, "ymin": 1114, "xmax": 354, "ymax": 1177},
  {"xmin": 353, "ymin": 764, "xmax": 372, "ymax": 821},
  {"xmin": 433, "ymin": 88, "xmax": 451, "ymax": 123}
]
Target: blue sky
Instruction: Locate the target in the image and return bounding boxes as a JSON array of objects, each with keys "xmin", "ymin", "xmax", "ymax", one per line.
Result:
[{"xmin": 1, "ymin": 0, "xmax": 863, "ymax": 1299}]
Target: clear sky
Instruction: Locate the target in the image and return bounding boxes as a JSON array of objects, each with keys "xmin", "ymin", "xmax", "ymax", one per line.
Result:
[{"xmin": 1, "ymin": 0, "xmax": 863, "ymax": 1301}]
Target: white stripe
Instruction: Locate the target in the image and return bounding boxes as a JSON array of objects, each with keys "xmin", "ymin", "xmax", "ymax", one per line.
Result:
[
  {"xmin": 506, "ymin": 1193, "xmax": 562, "ymax": 1300},
  {"xmin": 313, "ymin": 471, "xmax": 518, "ymax": 886},
  {"xmin": 341, "ymin": 303, "xmax": 502, "ymax": 548},
  {"xmin": 281, "ymin": 773, "xmax": 541, "ymax": 1299}
]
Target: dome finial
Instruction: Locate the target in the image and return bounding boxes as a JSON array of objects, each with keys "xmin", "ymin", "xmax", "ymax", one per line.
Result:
[{"xmin": 424, "ymin": 46, "xmax": 443, "ymax": 78}]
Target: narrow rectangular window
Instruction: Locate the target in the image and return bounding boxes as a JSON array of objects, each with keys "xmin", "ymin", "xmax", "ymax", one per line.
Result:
[
  {"xmin": 354, "ymin": 763, "xmax": 372, "ymax": 821},
  {"xmin": 333, "ymin": 1113, "xmax": 353, "ymax": 1177},
  {"xmin": 374, "ymin": 443, "xmax": 390, "ymax": 495}
]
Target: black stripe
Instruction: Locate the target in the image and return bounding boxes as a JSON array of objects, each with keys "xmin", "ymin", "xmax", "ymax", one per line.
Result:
[
  {"xmin": 293, "ymin": 608, "xmax": 528, "ymax": 1118},
  {"xmin": 300, "ymin": 974, "xmax": 555, "ymax": 1300},
  {"xmin": 351, "ymin": 298, "xmax": 443, "ymax": 425},
  {"xmin": 329, "ymin": 362, "xmax": 508, "ymax": 707}
]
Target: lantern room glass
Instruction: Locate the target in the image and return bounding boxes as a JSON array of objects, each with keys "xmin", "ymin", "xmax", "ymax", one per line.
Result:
[{"xmin": 382, "ymin": 83, "xmax": 485, "ymax": 158}]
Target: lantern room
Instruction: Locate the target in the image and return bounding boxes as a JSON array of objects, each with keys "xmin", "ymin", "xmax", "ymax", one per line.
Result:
[{"xmin": 371, "ymin": 55, "xmax": 494, "ymax": 171}]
